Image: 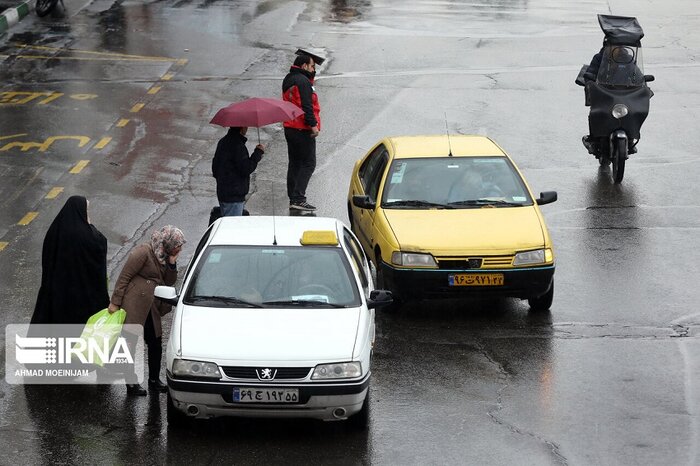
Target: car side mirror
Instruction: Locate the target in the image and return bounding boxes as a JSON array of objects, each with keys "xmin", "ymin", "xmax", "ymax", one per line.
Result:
[
  {"xmin": 352, "ymin": 195, "xmax": 376, "ymax": 210},
  {"xmin": 367, "ymin": 289, "xmax": 393, "ymax": 309},
  {"xmin": 644, "ymin": 74, "xmax": 655, "ymax": 82},
  {"xmin": 536, "ymin": 191, "xmax": 558, "ymax": 206},
  {"xmin": 154, "ymin": 285, "xmax": 179, "ymax": 306}
]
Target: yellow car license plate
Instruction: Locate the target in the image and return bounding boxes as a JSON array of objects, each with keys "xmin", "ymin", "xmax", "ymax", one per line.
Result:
[{"xmin": 448, "ymin": 273, "xmax": 504, "ymax": 286}]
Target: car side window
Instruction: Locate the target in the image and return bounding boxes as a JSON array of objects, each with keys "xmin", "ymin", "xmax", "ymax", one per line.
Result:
[
  {"xmin": 183, "ymin": 226, "xmax": 213, "ymax": 282},
  {"xmin": 359, "ymin": 145, "xmax": 387, "ymax": 193},
  {"xmin": 343, "ymin": 228, "xmax": 369, "ymax": 291},
  {"xmin": 366, "ymin": 151, "xmax": 388, "ymax": 202}
]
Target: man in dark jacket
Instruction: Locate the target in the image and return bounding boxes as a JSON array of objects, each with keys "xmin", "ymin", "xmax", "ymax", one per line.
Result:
[
  {"xmin": 212, "ymin": 127, "xmax": 264, "ymax": 216},
  {"xmin": 282, "ymin": 49, "xmax": 324, "ymax": 212}
]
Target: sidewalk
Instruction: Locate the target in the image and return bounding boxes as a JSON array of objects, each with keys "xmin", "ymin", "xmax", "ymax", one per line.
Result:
[{"xmin": 0, "ymin": 0, "xmax": 33, "ymax": 35}]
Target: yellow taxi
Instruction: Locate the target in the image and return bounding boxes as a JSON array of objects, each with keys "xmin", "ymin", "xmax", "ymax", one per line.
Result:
[{"xmin": 347, "ymin": 135, "xmax": 557, "ymax": 311}]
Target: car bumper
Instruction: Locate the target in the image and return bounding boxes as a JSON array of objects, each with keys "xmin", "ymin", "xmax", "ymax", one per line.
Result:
[
  {"xmin": 167, "ymin": 373, "xmax": 370, "ymax": 421},
  {"xmin": 380, "ymin": 263, "xmax": 555, "ymax": 300}
]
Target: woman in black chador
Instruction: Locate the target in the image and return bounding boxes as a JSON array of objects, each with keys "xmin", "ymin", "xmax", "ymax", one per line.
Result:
[{"xmin": 31, "ymin": 195, "xmax": 110, "ymax": 325}]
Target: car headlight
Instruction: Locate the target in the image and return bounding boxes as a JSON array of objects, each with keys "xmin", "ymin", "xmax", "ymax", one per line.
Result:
[
  {"xmin": 513, "ymin": 249, "xmax": 553, "ymax": 266},
  {"xmin": 611, "ymin": 104, "xmax": 629, "ymax": 119},
  {"xmin": 391, "ymin": 251, "xmax": 438, "ymax": 268},
  {"xmin": 172, "ymin": 359, "xmax": 221, "ymax": 379},
  {"xmin": 312, "ymin": 362, "xmax": 362, "ymax": 380}
]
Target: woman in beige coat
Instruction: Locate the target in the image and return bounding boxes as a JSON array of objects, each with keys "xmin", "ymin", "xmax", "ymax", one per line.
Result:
[{"xmin": 109, "ymin": 225, "xmax": 186, "ymax": 396}]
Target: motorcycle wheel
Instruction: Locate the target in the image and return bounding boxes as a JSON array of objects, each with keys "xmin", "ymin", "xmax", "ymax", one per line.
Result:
[
  {"xmin": 36, "ymin": 0, "xmax": 57, "ymax": 16},
  {"xmin": 612, "ymin": 138, "xmax": 627, "ymax": 183}
]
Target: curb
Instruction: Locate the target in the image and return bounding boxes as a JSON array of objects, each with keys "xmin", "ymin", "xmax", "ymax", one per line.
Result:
[{"xmin": 0, "ymin": 1, "xmax": 33, "ymax": 35}]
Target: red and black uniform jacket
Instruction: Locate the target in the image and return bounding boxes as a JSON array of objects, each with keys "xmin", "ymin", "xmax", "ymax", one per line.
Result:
[{"xmin": 282, "ymin": 66, "xmax": 321, "ymax": 131}]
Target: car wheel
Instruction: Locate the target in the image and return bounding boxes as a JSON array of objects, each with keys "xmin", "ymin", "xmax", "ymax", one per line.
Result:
[
  {"xmin": 528, "ymin": 281, "xmax": 553, "ymax": 312},
  {"xmin": 167, "ymin": 392, "xmax": 191, "ymax": 428},
  {"xmin": 346, "ymin": 391, "xmax": 370, "ymax": 430}
]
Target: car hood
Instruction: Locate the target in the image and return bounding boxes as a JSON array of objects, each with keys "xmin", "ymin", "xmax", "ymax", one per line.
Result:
[
  {"xmin": 383, "ymin": 206, "xmax": 545, "ymax": 254},
  {"xmin": 179, "ymin": 306, "xmax": 361, "ymax": 364}
]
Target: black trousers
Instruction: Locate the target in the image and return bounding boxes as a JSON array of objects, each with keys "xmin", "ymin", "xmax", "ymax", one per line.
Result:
[
  {"xmin": 125, "ymin": 312, "xmax": 162, "ymax": 383},
  {"xmin": 284, "ymin": 127, "xmax": 316, "ymax": 203}
]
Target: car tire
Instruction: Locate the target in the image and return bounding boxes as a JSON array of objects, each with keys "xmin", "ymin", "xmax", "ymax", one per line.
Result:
[
  {"xmin": 167, "ymin": 392, "xmax": 190, "ymax": 428},
  {"xmin": 528, "ymin": 281, "xmax": 554, "ymax": 312},
  {"xmin": 346, "ymin": 391, "xmax": 370, "ymax": 430}
]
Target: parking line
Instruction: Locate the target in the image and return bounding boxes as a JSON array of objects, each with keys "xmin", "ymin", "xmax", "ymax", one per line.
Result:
[
  {"xmin": 0, "ymin": 242, "xmax": 7, "ymax": 251},
  {"xmin": 116, "ymin": 118, "xmax": 130, "ymax": 127},
  {"xmin": 147, "ymin": 86, "xmax": 162, "ymax": 95},
  {"xmin": 45, "ymin": 187, "xmax": 63, "ymax": 199},
  {"xmin": 18, "ymin": 212, "xmax": 38, "ymax": 225},
  {"xmin": 176, "ymin": 59, "xmax": 188, "ymax": 66},
  {"xmin": 161, "ymin": 72, "xmax": 174, "ymax": 81},
  {"xmin": 69, "ymin": 160, "xmax": 90, "ymax": 174},
  {"xmin": 94, "ymin": 137, "xmax": 112, "ymax": 149},
  {"xmin": 130, "ymin": 103, "xmax": 144, "ymax": 113}
]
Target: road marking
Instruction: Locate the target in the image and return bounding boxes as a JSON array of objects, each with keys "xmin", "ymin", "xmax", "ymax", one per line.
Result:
[
  {"xmin": 176, "ymin": 59, "xmax": 188, "ymax": 66},
  {"xmin": 130, "ymin": 103, "xmax": 144, "ymax": 113},
  {"xmin": 147, "ymin": 86, "xmax": 162, "ymax": 95},
  {"xmin": 46, "ymin": 187, "xmax": 64, "ymax": 199},
  {"xmin": 15, "ymin": 44, "xmax": 177, "ymax": 62},
  {"xmin": 161, "ymin": 72, "xmax": 175, "ymax": 81},
  {"xmin": 0, "ymin": 133, "xmax": 27, "ymax": 140},
  {"xmin": 18, "ymin": 212, "xmax": 38, "ymax": 225},
  {"xmin": 94, "ymin": 137, "xmax": 112, "ymax": 149},
  {"xmin": 0, "ymin": 242, "xmax": 7, "ymax": 252},
  {"xmin": 69, "ymin": 160, "xmax": 90, "ymax": 174},
  {"xmin": 116, "ymin": 118, "xmax": 130, "ymax": 127}
]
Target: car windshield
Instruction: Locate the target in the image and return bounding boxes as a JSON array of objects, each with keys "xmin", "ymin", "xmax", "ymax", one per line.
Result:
[
  {"xmin": 184, "ymin": 245, "xmax": 361, "ymax": 308},
  {"xmin": 381, "ymin": 156, "xmax": 532, "ymax": 208}
]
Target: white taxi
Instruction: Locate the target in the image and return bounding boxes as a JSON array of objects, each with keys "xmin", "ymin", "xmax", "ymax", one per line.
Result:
[{"xmin": 155, "ymin": 216, "xmax": 392, "ymax": 428}]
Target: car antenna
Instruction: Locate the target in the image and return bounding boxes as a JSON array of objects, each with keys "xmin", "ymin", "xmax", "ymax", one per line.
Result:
[
  {"xmin": 271, "ymin": 181, "xmax": 278, "ymax": 245},
  {"xmin": 444, "ymin": 113, "xmax": 453, "ymax": 157}
]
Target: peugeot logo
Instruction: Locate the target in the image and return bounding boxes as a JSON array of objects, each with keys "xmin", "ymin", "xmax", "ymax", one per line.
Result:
[
  {"xmin": 467, "ymin": 258, "xmax": 482, "ymax": 268},
  {"xmin": 256, "ymin": 368, "xmax": 277, "ymax": 380}
]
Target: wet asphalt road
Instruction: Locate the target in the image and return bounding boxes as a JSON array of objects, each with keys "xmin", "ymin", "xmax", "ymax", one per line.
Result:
[{"xmin": 1, "ymin": 0, "xmax": 699, "ymax": 464}]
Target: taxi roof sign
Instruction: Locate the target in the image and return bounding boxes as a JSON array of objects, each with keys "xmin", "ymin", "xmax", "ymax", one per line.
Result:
[{"xmin": 300, "ymin": 230, "xmax": 338, "ymax": 246}]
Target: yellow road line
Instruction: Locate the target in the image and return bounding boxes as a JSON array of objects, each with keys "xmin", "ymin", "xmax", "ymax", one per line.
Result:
[
  {"xmin": 0, "ymin": 133, "xmax": 27, "ymax": 140},
  {"xmin": 0, "ymin": 242, "xmax": 7, "ymax": 251},
  {"xmin": 46, "ymin": 187, "xmax": 64, "ymax": 199},
  {"xmin": 11, "ymin": 55, "xmax": 176, "ymax": 62},
  {"xmin": 147, "ymin": 86, "xmax": 162, "ymax": 95},
  {"xmin": 94, "ymin": 137, "xmax": 112, "ymax": 149},
  {"xmin": 176, "ymin": 58, "xmax": 188, "ymax": 66},
  {"xmin": 15, "ymin": 44, "xmax": 176, "ymax": 61},
  {"xmin": 161, "ymin": 72, "xmax": 175, "ymax": 81},
  {"xmin": 69, "ymin": 160, "xmax": 90, "ymax": 174},
  {"xmin": 130, "ymin": 103, "xmax": 145, "ymax": 113},
  {"xmin": 18, "ymin": 212, "xmax": 38, "ymax": 225},
  {"xmin": 116, "ymin": 118, "xmax": 130, "ymax": 127}
]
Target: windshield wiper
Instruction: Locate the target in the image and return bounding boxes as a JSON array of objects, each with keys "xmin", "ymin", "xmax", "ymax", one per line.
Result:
[
  {"xmin": 187, "ymin": 295, "xmax": 262, "ymax": 308},
  {"xmin": 384, "ymin": 200, "xmax": 454, "ymax": 209},
  {"xmin": 261, "ymin": 299, "xmax": 346, "ymax": 308},
  {"xmin": 448, "ymin": 199, "xmax": 523, "ymax": 207}
]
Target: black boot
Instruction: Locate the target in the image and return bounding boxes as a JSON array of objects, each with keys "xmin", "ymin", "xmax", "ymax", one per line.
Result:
[
  {"xmin": 148, "ymin": 379, "xmax": 167, "ymax": 393},
  {"xmin": 126, "ymin": 383, "xmax": 147, "ymax": 396}
]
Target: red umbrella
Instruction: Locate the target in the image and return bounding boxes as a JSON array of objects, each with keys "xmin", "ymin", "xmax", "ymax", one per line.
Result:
[{"xmin": 210, "ymin": 97, "xmax": 304, "ymax": 128}]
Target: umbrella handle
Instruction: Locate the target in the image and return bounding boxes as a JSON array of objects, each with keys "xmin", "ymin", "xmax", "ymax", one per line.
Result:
[{"xmin": 257, "ymin": 127, "xmax": 260, "ymax": 145}]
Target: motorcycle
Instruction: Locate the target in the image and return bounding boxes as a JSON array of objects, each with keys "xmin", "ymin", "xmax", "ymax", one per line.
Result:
[{"xmin": 576, "ymin": 14, "xmax": 655, "ymax": 183}]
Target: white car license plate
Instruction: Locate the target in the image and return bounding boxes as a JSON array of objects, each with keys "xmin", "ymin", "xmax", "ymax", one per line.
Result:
[{"xmin": 233, "ymin": 387, "xmax": 299, "ymax": 403}]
